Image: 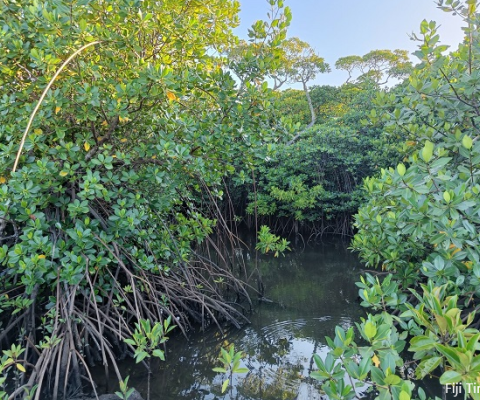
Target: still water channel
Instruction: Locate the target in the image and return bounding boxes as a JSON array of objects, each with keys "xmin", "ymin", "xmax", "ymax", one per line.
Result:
[{"xmin": 107, "ymin": 236, "xmax": 366, "ymax": 399}]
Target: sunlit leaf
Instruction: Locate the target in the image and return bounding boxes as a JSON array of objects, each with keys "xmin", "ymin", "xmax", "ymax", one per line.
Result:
[
  {"xmin": 462, "ymin": 135, "xmax": 473, "ymax": 150},
  {"xmin": 221, "ymin": 378, "xmax": 229, "ymax": 393},
  {"xmin": 399, "ymin": 390, "xmax": 410, "ymax": 400},
  {"xmin": 439, "ymin": 370, "xmax": 462, "ymax": 384},
  {"xmin": 364, "ymin": 322, "xmax": 377, "ymax": 339},
  {"xmin": 16, "ymin": 363, "xmax": 26, "ymax": 373},
  {"xmin": 421, "ymin": 140, "xmax": 434, "ymax": 163}
]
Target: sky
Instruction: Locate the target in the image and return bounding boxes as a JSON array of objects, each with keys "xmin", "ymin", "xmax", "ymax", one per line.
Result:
[{"xmin": 235, "ymin": 0, "xmax": 466, "ymax": 88}]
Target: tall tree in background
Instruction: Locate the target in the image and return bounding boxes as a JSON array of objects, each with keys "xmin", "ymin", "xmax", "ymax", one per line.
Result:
[
  {"xmin": 228, "ymin": 36, "xmax": 328, "ymax": 142},
  {"xmin": 335, "ymin": 49, "xmax": 413, "ymax": 85},
  {"xmin": 273, "ymin": 37, "xmax": 330, "ymax": 130}
]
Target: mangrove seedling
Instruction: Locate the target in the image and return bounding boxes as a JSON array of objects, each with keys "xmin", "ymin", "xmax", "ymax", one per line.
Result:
[
  {"xmin": 124, "ymin": 317, "xmax": 175, "ymax": 400},
  {"xmin": 115, "ymin": 376, "xmax": 135, "ymax": 400},
  {"xmin": 213, "ymin": 344, "xmax": 249, "ymax": 394}
]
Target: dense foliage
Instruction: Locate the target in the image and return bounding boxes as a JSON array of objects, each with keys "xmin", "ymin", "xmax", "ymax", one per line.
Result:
[
  {"xmin": 0, "ymin": 0, "xmax": 291, "ymax": 397},
  {"xmin": 274, "ymin": 85, "xmax": 352, "ymax": 126},
  {"xmin": 273, "ymin": 88, "xmax": 310, "ymax": 126},
  {"xmin": 335, "ymin": 49, "xmax": 413, "ymax": 86},
  {"xmin": 241, "ymin": 84, "xmax": 401, "ymax": 236},
  {"xmin": 311, "ymin": 2, "xmax": 480, "ymax": 399},
  {"xmin": 2, "ymin": 0, "xmax": 479, "ymax": 399}
]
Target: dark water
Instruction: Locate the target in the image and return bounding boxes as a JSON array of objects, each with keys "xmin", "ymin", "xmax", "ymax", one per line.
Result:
[{"xmin": 109, "ymin": 236, "xmax": 365, "ymax": 399}]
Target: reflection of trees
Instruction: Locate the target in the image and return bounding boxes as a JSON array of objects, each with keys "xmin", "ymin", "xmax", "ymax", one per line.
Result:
[
  {"xmin": 102, "ymin": 323, "xmax": 328, "ymax": 400},
  {"xmin": 118, "ymin": 326, "xmax": 250, "ymax": 400},
  {"xmin": 248, "ymin": 244, "xmax": 362, "ymax": 317},
  {"xmin": 231, "ymin": 325, "xmax": 328, "ymax": 400},
  {"xmin": 114, "ymin": 236, "xmax": 363, "ymax": 399},
  {"xmin": 239, "ymin": 339, "xmax": 305, "ymax": 400},
  {"xmin": 239, "ymin": 368, "xmax": 301, "ymax": 400},
  {"xmin": 146, "ymin": 322, "xmax": 327, "ymax": 399}
]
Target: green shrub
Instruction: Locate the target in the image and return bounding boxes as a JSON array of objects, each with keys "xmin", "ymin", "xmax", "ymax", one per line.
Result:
[
  {"xmin": 0, "ymin": 0, "xmax": 290, "ymax": 397},
  {"xmin": 313, "ymin": 3, "xmax": 480, "ymax": 399}
]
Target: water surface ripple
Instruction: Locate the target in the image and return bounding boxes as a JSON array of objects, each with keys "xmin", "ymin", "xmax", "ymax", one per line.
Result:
[{"xmin": 110, "ymin": 236, "xmax": 365, "ymax": 399}]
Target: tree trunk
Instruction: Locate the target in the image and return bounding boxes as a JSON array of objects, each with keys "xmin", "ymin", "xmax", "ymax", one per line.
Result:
[
  {"xmin": 286, "ymin": 80, "xmax": 315, "ymax": 145},
  {"xmin": 303, "ymin": 80, "xmax": 316, "ymax": 127}
]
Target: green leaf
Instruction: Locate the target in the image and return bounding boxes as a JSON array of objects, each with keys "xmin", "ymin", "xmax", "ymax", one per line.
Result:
[
  {"xmin": 409, "ymin": 336, "xmax": 436, "ymax": 352},
  {"xmin": 16, "ymin": 363, "xmax": 26, "ymax": 373},
  {"xmin": 310, "ymin": 371, "xmax": 327, "ymax": 381},
  {"xmin": 221, "ymin": 378, "xmax": 230, "ymax": 393},
  {"xmin": 384, "ymin": 374, "xmax": 401, "ymax": 385},
  {"xmin": 435, "ymin": 344, "xmax": 462, "ymax": 368},
  {"xmin": 220, "ymin": 347, "xmax": 232, "ymax": 364},
  {"xmin": 430, "ymin": 157, "xmax": 451, "ymax": 170},
  {"xmin": 399, "ymin": 391, "xmax": 410, "ymax": 400},
  {"xmin": 421, "ymin": 140, "xmax": 434, "ymax": 163},
  {"xmin": 212, "ymin": 367, "xmax": 227, "ymax": 373},
  {"xmin": 417, "ymin": 387, "xmax": 426, "ymax": 400},
  {"xmin": 333, "ymin": 347, "xmax": 344, "ymax": 357},
  {"xmin": 134, "ymin": 351, "xmax": 149, "ymax": 364},
  {"xmin": 415, "ymin": 356, "xmax": 442, "ymax": 379},
  {"xmin": 152, "ymin": 349, "xmax": 165, "ymax": 361},
  {"xmin": 364, "ymin": 321, "xmax": 377, "ymax": 339},
  {"xmin": 397, "ymin": 163, "xmax": 406, "ymax": 176},
  {"xmin": 443, "ymin": 191, "xmax": 451, "ymax": 203},
  {"xmin": 462, "ymin": 135, "xmax": 473, "ymax": 150},
  {"xmin": 313, "ymin": 354, "xmax": 326, "ymax": 371},
  {"xmin": 439, "ymin": 370, "xmax": 463, "ymax": 384}
]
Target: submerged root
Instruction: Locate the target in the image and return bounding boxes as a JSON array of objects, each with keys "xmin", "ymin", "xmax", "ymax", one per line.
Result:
[{"xmin": 0, "ymin": 239, "xmax": 252, "ymax": 399}]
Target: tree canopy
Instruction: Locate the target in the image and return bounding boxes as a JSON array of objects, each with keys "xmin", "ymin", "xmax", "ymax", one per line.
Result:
[
  {"xmin": 335, "ymin": 49, "xmax": 413, "ymax": 85},
  {"xmin": 271, "ymin": 37, "xmax": 330, "ymax": 90},
  {"xmin": 0, "ymin": 0, "xmax": 291, "ymax": 397}
]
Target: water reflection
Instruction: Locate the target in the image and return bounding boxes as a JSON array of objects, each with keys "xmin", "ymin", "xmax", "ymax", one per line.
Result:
[{"xmin": 108, "ymin": 236, "xmax": 365, "ymax": 399}]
